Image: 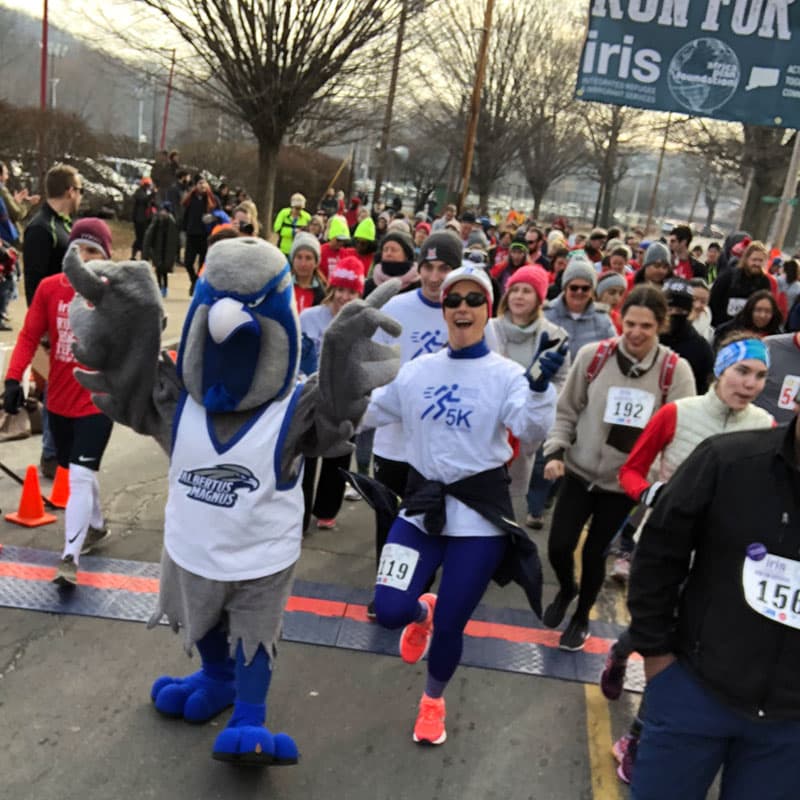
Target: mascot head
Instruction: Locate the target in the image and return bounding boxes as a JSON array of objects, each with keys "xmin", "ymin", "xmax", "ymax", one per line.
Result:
[{"xmin": 177, "ymin": 237, "xmax": 300, "ymax": 412}]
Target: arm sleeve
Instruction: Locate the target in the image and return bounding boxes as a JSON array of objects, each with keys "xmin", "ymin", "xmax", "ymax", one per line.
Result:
[
  {"xmin": 6, "ymin": 287, "xmax": 49, "ymax": 380},
  {"xmin": 361, "ymin": 376, "xmax": 403, "ymax": 429},
  {"xmin": 22, "ymin": 225, "xmax": 53, "ymax": 305},
  {"xmin": 618, "ymin": 403, "xmax": 677, "ymax": 501},
  {"xmin": 501, "ymin": 372, "xmax": 557, "ymax": 444},
  {"xmin": 543, "ymin": 345, "xmax": 591, "ymax": 458},
  {"xmin": 666, "ymin": 358, "xmax": 697, "ymax": 402},
  {"xmin": 709, "ymin": 269, "xmax": 732, "ymax": 326},
  {"xmin": 627, "ymin": 438, "xmax": 718, "ymax": 656}
]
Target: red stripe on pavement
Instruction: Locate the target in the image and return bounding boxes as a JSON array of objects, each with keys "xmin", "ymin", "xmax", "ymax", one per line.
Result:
[{"xmin": 0, "ymin": 558, "xmax": 639, "ymax": 658}]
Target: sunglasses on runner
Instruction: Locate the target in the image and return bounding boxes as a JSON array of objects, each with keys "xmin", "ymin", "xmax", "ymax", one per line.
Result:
[
  {"xmin": 567, "ymin": 284, "xmax": 592, "ymax": 293},
  {"xmin": 443, "ymin": 291, "xmax": 488, "ymax": 309}
]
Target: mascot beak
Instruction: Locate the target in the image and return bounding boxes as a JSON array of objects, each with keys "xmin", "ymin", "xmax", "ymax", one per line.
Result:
[{"xmin": 207, "ymin": 297, "xmax": 259, "ymax": 344}]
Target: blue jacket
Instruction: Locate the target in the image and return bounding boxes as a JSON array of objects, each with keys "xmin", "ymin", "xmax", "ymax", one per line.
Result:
[
  {"xmin": 0, "ymin": 193, "xmax": 18, "ymax": 244},
  {"xmin": 543, "ymin": 294, "xmax": 616, "ymax": 359}
]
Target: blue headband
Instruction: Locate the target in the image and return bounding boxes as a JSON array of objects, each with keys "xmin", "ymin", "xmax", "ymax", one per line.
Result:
[{"xmin": 714, "ymin": 338, "xmax": 770, "ymax": 378}]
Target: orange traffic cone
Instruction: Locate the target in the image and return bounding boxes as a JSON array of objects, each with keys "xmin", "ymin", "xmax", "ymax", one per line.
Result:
[
  {"xmin": 5, "ymin": 465, "xmax": 58, "ymax": 527},
  {"xmin": 47, "ymin": 466, "xmax": 70, "ymax": 509}
]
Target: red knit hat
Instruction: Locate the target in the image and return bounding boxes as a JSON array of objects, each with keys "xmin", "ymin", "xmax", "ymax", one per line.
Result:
[
  {"xmin": 505, "ymin": 265, "xmax": 549, "ymax": 304},
  {"xmin": 328, "ymin": 255, "xmax": 365, "ymax": 295},
  {"xmin": 68, "ymin": 217, "xmax": 112, "ymax": 259}
]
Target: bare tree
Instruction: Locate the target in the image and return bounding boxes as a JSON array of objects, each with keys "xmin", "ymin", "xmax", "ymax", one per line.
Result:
[
  {"xmin": 582, "ymin": 103, "xmax": 642, "ymax": 227},
  {"xmin": 515, "ymin": 16, "xmax": 588, "ymax": 219},
  {"xmin": 416, "ymin": 0, "xmax": 527, "ymax": 211},
  {"xmin": 135, "ymin": 0, "xmax": 405, "ymax": 232}
]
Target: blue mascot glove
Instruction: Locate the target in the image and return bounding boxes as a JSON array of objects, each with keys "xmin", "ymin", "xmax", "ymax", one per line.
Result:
[{"xmin": 527, "ymin": 333, "xmax": 567, "ymax": 393}]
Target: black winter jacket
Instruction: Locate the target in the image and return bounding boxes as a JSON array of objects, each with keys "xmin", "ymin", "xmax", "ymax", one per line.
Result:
[{"xmin": 629, "ymin": 420, "xmax": 800, "ymax": 720}]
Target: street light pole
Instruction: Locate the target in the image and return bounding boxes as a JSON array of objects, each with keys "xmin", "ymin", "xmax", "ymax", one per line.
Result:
[
  {"xmin": 645, "ymin": 112, "xmax": 671, "ymax": 234},
  {"xmin": 457, "ymin": 0, "xmax": 495, "ymax": 214},
  {"xmin": 769, "ymin": 130, "xmax": 800, "ymax": 251}
]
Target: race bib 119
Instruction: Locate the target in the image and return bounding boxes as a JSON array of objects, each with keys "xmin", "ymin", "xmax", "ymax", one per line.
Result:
[
  {"xmin": 742, "ymin": 544, "xmax": 800, "ymax": 630},
  {"xmin": 603, "ymin": 387, "xmax": 656, "ymax": 429},
  {"xmin": 376, "ymin": 543, "xmax": 419, "ymax": 591}
]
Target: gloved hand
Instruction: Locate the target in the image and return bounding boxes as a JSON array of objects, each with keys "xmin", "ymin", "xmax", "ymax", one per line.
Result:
[
  {"xmin": 4, "ymin": 379, "xmax": 25, "ymax": 414},
  {"xmin": 527, "ymin": 333, "xmax": 567, "ymax": 392},
  {"xmin": 640, "ymin": 481, "xmax": 665, "ymax": 508}
]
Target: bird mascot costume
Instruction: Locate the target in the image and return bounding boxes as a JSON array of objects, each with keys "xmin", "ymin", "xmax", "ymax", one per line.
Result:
[{"xmin": 63, "ymin": 237, "xmax": 401, "ymax": 765}]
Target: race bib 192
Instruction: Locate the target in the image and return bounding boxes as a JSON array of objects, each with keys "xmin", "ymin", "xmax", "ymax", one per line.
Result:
[
  {"xmin": 603, "ymin": 387, "xmax": 655, "ymax": 429},
  {"xmin": 376, "ymin": 543, "xmax": 419, "ymax": 591},
  {"xmin": 742, "ymin": 543, "xmax": 800, "ymax": 630}
]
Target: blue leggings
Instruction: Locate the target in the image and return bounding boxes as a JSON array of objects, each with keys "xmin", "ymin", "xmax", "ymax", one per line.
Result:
[{"xmin": 374, "ymin": 518, "xmax": 507, "ymax": 685}]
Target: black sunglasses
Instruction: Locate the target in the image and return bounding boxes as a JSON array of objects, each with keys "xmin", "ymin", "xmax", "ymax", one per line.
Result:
[
  {"xmin": 567, "ymin": 284, "xmax": 592, "ymax": 293},
  {"xmin": 443, "ymin": 291, "xmax": 487, "ymax": 309}
]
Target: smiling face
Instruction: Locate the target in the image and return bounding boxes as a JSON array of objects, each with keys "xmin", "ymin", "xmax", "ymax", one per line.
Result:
[
  {"xmin": 331, "ymin": 286, "xmax": 359, "ymax": 315},
  {"xmin": 443, "ymin": 279, "xmax": 489, "ymax": 350},
  {"xmin": 716, "ymin": 358, "xmax": 768, "ymax": 410},
  {"xmin": 564, "ymin": 280, "xmax": 593, "ymax": 313},
  {"xmin": 621, "ymin": 305, "xmax": 660, "ymax": 360}
]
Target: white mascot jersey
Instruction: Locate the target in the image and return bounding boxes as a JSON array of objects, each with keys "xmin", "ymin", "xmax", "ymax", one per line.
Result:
[{"xmin": 165, "ymin": 389, "xmax": 304, "ymax": 582}]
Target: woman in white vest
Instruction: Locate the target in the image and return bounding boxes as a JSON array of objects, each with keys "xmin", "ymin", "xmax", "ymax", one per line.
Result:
[
  {"xmin": 601, "ymin": 332, "xmax": 774, "ymax": 785},
  {"xmin": 486, "ymin": 265, "xmax": 570, "ymax": 506}
]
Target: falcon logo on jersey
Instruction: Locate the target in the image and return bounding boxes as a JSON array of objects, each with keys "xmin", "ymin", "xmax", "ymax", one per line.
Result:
[
  {"xmin": 410, "ymin": 329, "xmax": 446, "ymax": 358},
  {"xmin": 178, "ymin": 464, "xmax": 260, "ymax": 507}
]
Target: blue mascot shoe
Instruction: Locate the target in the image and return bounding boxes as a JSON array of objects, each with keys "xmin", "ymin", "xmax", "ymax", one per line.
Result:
[
  {"xmin": 151, "ymin": 669, "xmax": 236, "ymax": 723},
  {"xmin": 212, "ymin": 701, "xmax": 299, "ymax": 766}
]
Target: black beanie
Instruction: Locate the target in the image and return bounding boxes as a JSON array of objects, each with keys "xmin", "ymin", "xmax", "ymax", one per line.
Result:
[
  {"xmin": 381, "ymin": 230, "xmax": 415, "ymax": 261},
  {"xmin": 419, "ymin": 231, "xmax": 463, "ymax": 270}
]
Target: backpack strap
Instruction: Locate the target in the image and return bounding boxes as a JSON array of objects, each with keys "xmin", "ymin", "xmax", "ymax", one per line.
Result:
[
  {"xmin": 585, "ymin": 338, "xmax": 618, "ymax": 384},
  {"xmin": 658, "ymin": 351, "xmax": 680, "ymax": 404}
]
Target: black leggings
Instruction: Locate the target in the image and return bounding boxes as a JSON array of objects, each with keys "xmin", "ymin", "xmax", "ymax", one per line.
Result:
[
  {"xmin": 302, "ymin": 453, "xmax": 350, "ymax": 530},
  {"xmin": 184, "ymin": 234, "xmax": 207, "ymax": 293},
  {"xmin": 547, "ymin": 472, "xmax": 633, "ymax": 622},
  {"xmin": 372, "ymin": 455, "xmax": 410, "ymax": 565}
]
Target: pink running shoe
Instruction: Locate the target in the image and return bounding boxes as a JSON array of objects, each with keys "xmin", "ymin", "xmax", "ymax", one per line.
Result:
[
  {"xmin": 412, "ymin": 694, "xmax": 446, "ymax": 745},
  {"xmin": 399, "ymin": 593, "xmax": 437, "ymax": 664}
]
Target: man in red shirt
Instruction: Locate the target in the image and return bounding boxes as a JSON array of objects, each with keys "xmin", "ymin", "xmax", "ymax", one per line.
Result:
[
  {"xmin": 4, "ymin": 218, "xmax": 115, "ymax": 586},
  {"xmin": 668, "ymin": 224, "xmax": 708, "ymax": 281}
]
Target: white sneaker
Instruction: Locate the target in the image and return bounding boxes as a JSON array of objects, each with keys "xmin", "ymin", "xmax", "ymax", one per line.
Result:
[{"xmin": 344, "ymin": 485, "xmax": 361, "ymax": 501}]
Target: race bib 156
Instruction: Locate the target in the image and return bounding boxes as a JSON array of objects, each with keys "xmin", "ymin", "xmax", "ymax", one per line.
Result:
[{"xmin": 742, "ymin": 543, "xmax": 800, "ymax": 630}]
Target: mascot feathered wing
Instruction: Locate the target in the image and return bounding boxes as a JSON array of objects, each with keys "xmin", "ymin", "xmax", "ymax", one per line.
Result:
[{"xmin": 65, "ymin": 238, "xmax": 400, "ymax": 766}]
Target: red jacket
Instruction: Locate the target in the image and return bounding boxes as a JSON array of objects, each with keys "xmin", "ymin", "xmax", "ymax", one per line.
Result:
[{"xmin": 6, "ymin": 273, "xmax": 99, "ymax": 417}]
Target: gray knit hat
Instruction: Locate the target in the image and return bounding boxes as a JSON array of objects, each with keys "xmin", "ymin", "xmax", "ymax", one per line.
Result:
[
  {"xmin": 290, "ymin": 231, "xmax": 320, "ymax": 264},
  {"xmin": 562, "ymin": 255, "xmax": 598, "ymax": 289},
  {"xmin": 643, "ymin": 241, "xmax": 670, "ymax": 267},
  {"xmin": 596, "ymin": 270, "xmax": 627, "ymax": 296}
]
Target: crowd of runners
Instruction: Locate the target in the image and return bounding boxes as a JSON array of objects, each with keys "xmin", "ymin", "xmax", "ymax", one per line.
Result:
[{"xmin": 1, "ymin": 157, "xmax": 799, "ymax": 799}]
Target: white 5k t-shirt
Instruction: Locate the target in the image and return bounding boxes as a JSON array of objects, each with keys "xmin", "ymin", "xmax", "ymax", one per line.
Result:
[
  {"xmin": 372, "ymin": 289, "xmax": 448, "ymax": 461},
  {"xmin": 363, "ymin": 346, "xmax": 556, "ymax": 537},
  {"xmin": 165, "ymin": 389, "xmax": 305, "ymax": 581}
]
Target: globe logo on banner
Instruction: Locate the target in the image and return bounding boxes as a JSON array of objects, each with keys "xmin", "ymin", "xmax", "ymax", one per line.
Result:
[{"xmin": 667, "ymin": 38, "xmax": 741, "ymax": 113}]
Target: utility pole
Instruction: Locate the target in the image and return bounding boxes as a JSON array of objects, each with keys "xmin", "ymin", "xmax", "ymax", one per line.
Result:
[
  {"xmin": 159, "ymin": 49, "xmax": 176, "ymax": 152},
  {"xmin": 645, "ymin": 112, "xmax": 671, "ymax": 235},
  {"xmin": 38, "ymin": 0, "xmax": 49, "ymax": 187},
  {"xmin": 457, "ymin": 0, "xmax": 495, "ymax": 214},
  {"xmin": 373, "ymin": 0, "xmax": 408, "ymax": 210},
  {"xmin": 769, "ymin": 130, "xmax": 800, "ymax": 251}
]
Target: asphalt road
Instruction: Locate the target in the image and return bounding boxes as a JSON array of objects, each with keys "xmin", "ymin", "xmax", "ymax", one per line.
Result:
[{"xmin": 0, "ymin": 265, "xmax": 645, "ymax": 800}]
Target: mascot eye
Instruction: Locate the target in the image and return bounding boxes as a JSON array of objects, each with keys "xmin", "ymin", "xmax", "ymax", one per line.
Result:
[{"xmin": 245, "ymin": 294, "xmax": 267, "ymax": 309}]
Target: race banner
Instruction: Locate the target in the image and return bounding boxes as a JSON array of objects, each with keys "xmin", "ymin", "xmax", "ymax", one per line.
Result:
[{"xmin": 575, "ymin": 0, "xmax": 800, "ymax": 127}]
